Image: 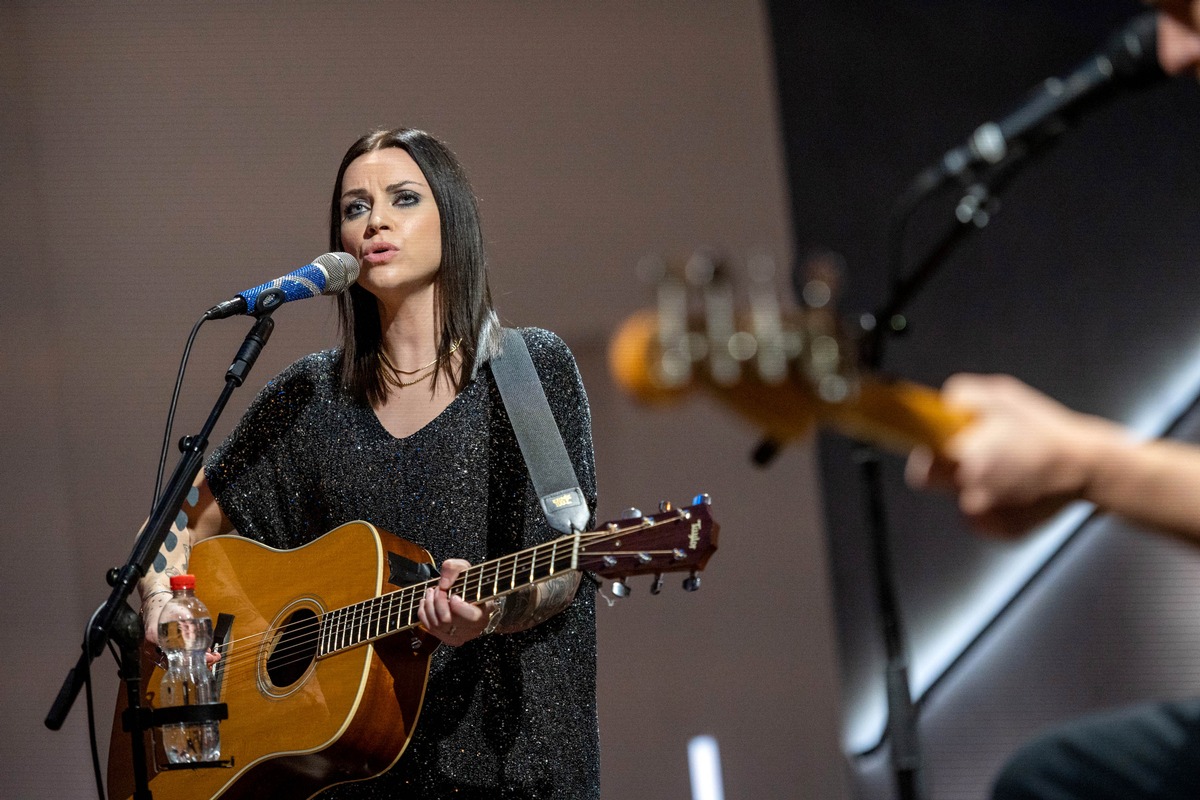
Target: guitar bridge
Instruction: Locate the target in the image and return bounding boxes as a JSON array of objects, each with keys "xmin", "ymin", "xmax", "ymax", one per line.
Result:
[{"xmin": 211, "ymin": 612, "xmax": 234, "ymax": 696}]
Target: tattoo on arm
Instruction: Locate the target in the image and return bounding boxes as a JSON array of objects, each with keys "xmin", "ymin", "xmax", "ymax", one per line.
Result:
[{"xmin": 494, "ymin": 572, "xmax": 581, "ymax": 634}]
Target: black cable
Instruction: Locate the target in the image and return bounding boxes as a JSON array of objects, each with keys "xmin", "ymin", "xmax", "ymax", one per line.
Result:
[
  {"xmin": 154, "ymin": 314, "xmax": 209, "ymax": 511},
  {"xmin": 79, "ymin": 311, "xmax": 208, "ymax": 797},
  {"xmin": 82, "ymin": 605, "xmax": 106, "ymax": 800}
]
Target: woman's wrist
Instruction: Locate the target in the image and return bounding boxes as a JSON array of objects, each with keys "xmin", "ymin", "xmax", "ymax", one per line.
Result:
[
  {"xmin": 483, "ymin": 595, "xmax": 506, "ymax": 635},
  {"xmin": 139, "ymin": 587, "xmax": 173, "ymax": 619}
]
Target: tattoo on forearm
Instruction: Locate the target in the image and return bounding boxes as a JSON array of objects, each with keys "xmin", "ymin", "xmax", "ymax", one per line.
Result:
[{"xmin": 495, "ymin": 572, "xmax": 581, "ymax": 633}]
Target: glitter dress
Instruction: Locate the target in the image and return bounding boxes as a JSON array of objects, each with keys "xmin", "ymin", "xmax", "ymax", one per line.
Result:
[{"xmin": 205, "ymin": 327, "xmax": 600, "ymax": 799}]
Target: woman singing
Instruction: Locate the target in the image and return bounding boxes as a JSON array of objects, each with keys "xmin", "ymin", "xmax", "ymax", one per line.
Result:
[{"xmin": 138, "ymin": 128, "xmax": 600, "ymax": 798}]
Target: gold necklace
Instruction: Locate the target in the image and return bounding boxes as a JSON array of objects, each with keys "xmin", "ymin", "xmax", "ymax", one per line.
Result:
[{"xmin": 378, "ymin": 339, "xmax": 462, "ymax": 389}]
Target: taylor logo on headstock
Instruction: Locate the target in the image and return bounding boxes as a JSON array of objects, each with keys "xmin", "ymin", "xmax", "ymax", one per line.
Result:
[{"xmin": 608, "ymin": 250, "xmax": 973, "ymax": 457}]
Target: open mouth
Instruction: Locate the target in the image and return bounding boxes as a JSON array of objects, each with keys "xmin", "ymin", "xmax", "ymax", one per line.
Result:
[{"xmin": 363, "ymin": 243, "xmax": 398, "ymax": 264}]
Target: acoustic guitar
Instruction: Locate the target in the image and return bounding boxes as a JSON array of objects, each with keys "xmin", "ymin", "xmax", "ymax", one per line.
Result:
[
  {"xmin": 108, "ymin": 499, "xmax": 717, "ymax": 800},
  {"xmin": 608, "ymin": 252, "xmax": 972, "ymax": 454}
]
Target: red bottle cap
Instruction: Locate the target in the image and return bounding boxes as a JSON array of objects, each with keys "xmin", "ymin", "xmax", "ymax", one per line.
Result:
[{"xmin": 169, "ymin": 574, "xmax": 196, "ymax": 590}]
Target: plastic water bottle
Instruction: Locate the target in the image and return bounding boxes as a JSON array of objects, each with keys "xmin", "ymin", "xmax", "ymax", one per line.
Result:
[{"xmin": 157, "ymin": 574, "xmax": 221, "ymax": 763}]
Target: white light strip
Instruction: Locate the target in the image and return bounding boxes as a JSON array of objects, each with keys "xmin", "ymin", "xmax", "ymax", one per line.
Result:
[
  {"xmin": 1126, "ymin": 337, "xmax": 1200, "ymax": 437},
  {"xmin": 844, "ymin": 507, "xmax": 1085, "ymax": 753},
  {"xmin": 846, "ymin": 339, "xmax": 1200, "ymax": 754},
  {"xmin": 688, "ymin": 735, "xmax": 725, "ymax": 800}
]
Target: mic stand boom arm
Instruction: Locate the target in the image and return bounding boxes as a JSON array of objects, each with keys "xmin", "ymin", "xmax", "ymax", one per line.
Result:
[{"xmin": 851, "ymin": 142, "xmax": 1048, "ymax": 800}]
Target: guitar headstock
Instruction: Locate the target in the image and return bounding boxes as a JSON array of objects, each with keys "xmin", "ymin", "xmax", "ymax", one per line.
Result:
[
  {"xmin": 609, "ymin": 251, "xmax": 972, "ymax": 454},
  {"xmin": 578, "ymin": 495, "xmax": 719, "ymax": 596}
]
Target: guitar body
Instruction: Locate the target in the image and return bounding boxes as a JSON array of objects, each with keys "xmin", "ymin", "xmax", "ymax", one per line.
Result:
[
  {"xmin": 106, "ymin": 500, "xmax": 719, "ymax": 799},
  {"xmin": 107, "ymin": 521, "xmax": 437, "ymax": 800}
]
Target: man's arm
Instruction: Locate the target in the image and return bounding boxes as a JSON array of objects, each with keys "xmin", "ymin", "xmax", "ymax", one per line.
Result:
[{"xmin": 906, "ymin": 373, "xmax": 1200, "ymax": 541}]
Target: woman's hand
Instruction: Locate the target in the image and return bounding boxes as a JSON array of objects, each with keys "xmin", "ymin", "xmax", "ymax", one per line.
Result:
[
  {"xmin": 418, "ymin": 558, "xmax": 499, "ymax": 646},
  {"xmin": 140, "ymin": 597, "xmax": 222, "ymax": 668}
]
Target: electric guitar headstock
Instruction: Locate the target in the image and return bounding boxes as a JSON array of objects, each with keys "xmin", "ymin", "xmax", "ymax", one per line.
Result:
[{"xmin": 608, "ymin": 250, "xmax": 973, "ymax": 456}]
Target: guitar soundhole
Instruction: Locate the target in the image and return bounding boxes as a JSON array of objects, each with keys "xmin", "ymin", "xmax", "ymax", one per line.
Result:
[{"xmin": 265, "ymin": 608, "xmax": 319, "ymax": 689}]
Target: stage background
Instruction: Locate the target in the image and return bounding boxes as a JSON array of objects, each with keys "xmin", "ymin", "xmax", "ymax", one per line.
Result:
[
  {"xmin": 766, "ymin": 0, "xmax": 1200, "ymax": 797},
  {"xmin": 8, "ymin": 2, "xmax": 1200, "ymax": 799},
  {"xmin": 1, "ymin": 2, "xmax": 849, "ymax": 798}
]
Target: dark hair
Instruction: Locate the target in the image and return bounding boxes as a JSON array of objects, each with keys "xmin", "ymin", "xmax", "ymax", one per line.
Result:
[{"xmin": 329, "ymin": 128, "xmax": 496, "ymax": 405}]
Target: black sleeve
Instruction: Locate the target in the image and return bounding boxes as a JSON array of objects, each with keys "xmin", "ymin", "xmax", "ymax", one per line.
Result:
[{"xmin": 203, "ymin": 355, "xmax": 325, "ymax": 549}]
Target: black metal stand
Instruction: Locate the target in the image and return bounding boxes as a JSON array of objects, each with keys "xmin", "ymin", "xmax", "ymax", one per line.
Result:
[
  {"xmin": 845, "ymin": 153, "xmax": 1031, "ymax": 800},
  {"xmin": 46, "ymin": 312, "xmax": 276, "ymax": 798}
]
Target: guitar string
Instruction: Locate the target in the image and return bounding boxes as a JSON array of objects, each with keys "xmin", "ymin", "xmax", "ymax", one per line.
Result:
[
  {"xmin": 212, "ymin": 545, "xmax": 690, "ymax": 690},
  {"xmin": 210, "ymin": 514, "xmax": 685, "ymax": 659},
  {"xmin": 205, "ymin": 534, "xmax": 646, "ymax": 691},
  {"xmin": 200, "ymin": 515, "xmax": 705, "ymax": 692},
  {"xmin": 207, "ymin": 508, "xmax": 702, "ymax": 682},
  {"xmin": 208, "ymin": 538, "xmax": 592, "ymax": 693},
  {"xmin": 207, "ymin": 546, "xmax": 700, "ymax": 695},
  {"xmin": 210, "ymin": 543, "xmax": 567, "ymax": 688},
  {"xmin": 213, "ymin": 534, "xmax": 572, "ymax": 660}
]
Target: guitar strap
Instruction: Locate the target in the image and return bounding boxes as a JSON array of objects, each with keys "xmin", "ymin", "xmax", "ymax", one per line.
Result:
[{"xmin": 490, "ymin": 328, "xmax": 590, "ymax": 534}]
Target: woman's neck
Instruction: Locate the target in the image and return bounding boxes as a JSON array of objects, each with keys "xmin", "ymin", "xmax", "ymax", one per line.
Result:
[{"xmin": 376, "ymin": 283, "xmax": 441, "ymax": 372}]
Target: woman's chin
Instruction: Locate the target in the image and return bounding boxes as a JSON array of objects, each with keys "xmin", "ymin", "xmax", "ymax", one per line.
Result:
[{"xmin": 361, "ymin": 272, "xmax": 439, "ymax": 302}]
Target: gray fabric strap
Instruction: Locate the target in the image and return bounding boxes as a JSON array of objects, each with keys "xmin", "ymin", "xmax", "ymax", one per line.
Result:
[{"xmin": 490, "ymin": 328, "xmax": 589, "ymax": 534}]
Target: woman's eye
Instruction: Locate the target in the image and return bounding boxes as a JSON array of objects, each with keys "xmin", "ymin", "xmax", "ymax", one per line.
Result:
[
  {"xmin": 343, "ymin": 199, "xmax": 369, "ymax": 219},
  {"xmin": 395, "ymin": 190, "xmax": 419, "ymax": 207}
]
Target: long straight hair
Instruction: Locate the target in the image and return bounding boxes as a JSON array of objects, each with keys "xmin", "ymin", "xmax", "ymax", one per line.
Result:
[{"xmin": 329, "ymin": 128, "xmax": 497, "ymax": 406}]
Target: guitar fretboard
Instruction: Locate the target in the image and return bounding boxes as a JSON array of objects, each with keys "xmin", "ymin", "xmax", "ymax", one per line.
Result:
[{"xmin": 316, "ymin": 532, "xmax": 581, "ymax": 657}]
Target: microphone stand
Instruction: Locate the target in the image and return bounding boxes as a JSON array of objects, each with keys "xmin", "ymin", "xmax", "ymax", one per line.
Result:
[
  {"xmin": 847, "ymin": 141, "xmax": 1047, "ymax": 800},
  {"xmin": 46, "ymin": 312, "xmax": 277, "ymax": 799}
]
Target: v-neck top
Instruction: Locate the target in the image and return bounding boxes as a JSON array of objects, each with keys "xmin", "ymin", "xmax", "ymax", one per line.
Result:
[{"xmin": 205, "ymin": 327, "xmax": 600, "ymax": 799}]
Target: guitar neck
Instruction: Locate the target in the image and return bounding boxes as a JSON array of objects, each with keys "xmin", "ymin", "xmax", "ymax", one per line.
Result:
[
  {"xmin": 317, "ymin": 534, "xmax": 580, "ymax": 657},
  {"xmin": 609, "ymin": 309, "xmax": 973, "ymax": 454}
]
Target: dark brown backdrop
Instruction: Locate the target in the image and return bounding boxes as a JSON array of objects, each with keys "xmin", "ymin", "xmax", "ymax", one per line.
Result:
[{"xmin": 1, "ymin": 3, "xmax": 849, "ymax": 798}]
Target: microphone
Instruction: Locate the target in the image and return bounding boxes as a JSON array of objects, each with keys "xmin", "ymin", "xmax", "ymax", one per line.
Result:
[
  {"xmin": 917, "ymin": 12, "xmax": 1164, "ymax": 191},
  {"xmin": 204, "ymin": 252, "xmax": 360, "ymax": 320}
]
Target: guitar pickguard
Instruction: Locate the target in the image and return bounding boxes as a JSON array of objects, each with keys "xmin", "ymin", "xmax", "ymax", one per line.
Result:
[{"xmin": 388, "ymin": 551, "xmax": 438, "ymax": 588}]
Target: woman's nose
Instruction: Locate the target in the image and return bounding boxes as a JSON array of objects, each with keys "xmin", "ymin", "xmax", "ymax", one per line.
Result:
[{"xmin": 367, "ymin": 209, "xmax": 391, "ymax": 233}]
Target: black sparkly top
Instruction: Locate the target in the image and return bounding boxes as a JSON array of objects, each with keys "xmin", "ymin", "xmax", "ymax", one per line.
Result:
[{"xmin": 205, "ymin": 327, "xmax": 600, "ymax": 799}]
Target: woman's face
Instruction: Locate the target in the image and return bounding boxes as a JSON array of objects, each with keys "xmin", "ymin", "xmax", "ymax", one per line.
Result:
[{"xmin": 338, "ymin": 147, "xmax": 443, "ymax": 300}]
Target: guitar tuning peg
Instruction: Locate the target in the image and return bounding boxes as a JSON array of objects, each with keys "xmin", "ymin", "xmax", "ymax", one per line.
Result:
[
  {"xmin": 611, "ymin": 579, "xmax": 631, "ymax": 598},
  {"xmin": 747, "ymin": 252, "xmax": 776, "ymax": 282},
  {"xmin": 691, "ymin": 493, "xmax": 711, "ymax": 506},
  {"xmin": 684, "ymin": 249, "xmax": 716, "ymax": 286},
  {"xmin": 682, "ymin": 570, "xmax": 701, "ymax": 592},
  {"xmin": 658, "ymin": 500, "xmax": 673, "ymax": 512},
  {"xmin": 650, "ymin": 573, "xmax": 664, "ymax": 595},
  {"xmin": 621, "ymin": 507, "xmax": 643, "ymax": 520}
]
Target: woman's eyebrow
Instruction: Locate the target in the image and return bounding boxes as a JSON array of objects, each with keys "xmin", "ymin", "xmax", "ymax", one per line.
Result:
[{"xmin": 341, "ymin": 180, "xmax": 423, "ymax": 201}]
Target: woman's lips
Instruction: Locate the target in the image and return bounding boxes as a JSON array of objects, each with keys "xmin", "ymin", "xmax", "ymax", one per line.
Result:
[{"xmin": 363, "ymin": 246, "xmax": 398, "ymax": 265}]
